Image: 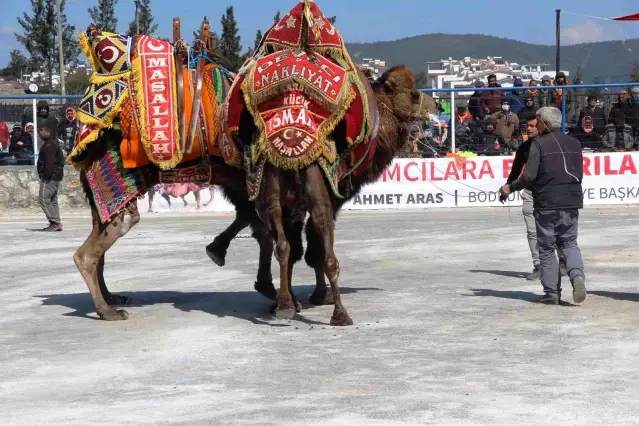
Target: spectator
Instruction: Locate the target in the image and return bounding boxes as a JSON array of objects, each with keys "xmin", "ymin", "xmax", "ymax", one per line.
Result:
[
  {"xmin": 57, "ymin": 107, "xmax": 77, "ymax": 154},
  {"xmin": 36, "ymin": 116, "xmax": 65, "ymax": 232},
  {"xmin": 553, "ymin": 72, "xmax": 572, "ymax": 109},
  {"xmin": 479, "ymin": 74, "xmax": 503, "ymax": 115},
  {"xmin": 527, "ymin": 79, "xmax": 541, "ymax": 109},
  {"xmin": 451, "ymin": 106, "xmax": 474, "ymax": 150},
  {"xmin": 601, "ymin": 109, "xmax": 634, "ymax": 151},
  {"xmin": 0, "ymin": 121, "xmax": 9, "ymax": 151},
  {"xmin": 476, "ymin": 116, "xmax": 505, "ymax": 153},
  {"xmin": 577, "ymin": 95, "xmax": 606, "ymax": 148},
  {"xmin": 505, "ymin": 77, "xmax": 525, "ymax": 114},
  {"xmin": 539, "ymin": 75, "xmax": 554, "ymax": 107},
  {"xmin": 520, "ymin": 97, "xmax": 539, "ymax": 123},
  {"xmin": 492, "ymin": 100, "xmax": 519, "ymax": 149},
  {"xmin": 468, "ymin": 80, "xmax": 485, "ymax": 120},
  {"xmin": 9, "ymin": 124, "xmax": 34, "ymax": 160}
]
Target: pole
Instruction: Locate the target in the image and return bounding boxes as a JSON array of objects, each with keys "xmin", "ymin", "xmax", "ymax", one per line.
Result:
[
  {"xmin": 55, "ymin": 0, "xmax": 66, "ymax": 95},
  {"xmin": 556, "ymin": 9, "xmax": 561, "ymax": 76},
  {"xmin": 32, "ymin": 98, "xmax": 38, "ymax": 169},
  {"xmin": 135, "ymin": 1, "xmax": 140, "ymax": 34},
  {"xmin": 450, "ymin": 91, "xmax": 456, "ymax": 154}
]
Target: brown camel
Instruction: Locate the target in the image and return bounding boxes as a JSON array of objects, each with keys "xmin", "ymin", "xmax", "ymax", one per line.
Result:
[
  {"xmin": 207, "ymin": 67, "xmax": 425, "ymax": 310},
  {"xmin": 225, "ymin": 65, "xmax": 422, "ymax": 326}
]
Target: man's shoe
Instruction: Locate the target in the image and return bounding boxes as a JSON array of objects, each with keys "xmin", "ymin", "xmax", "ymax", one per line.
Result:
[
  {"xmin": 43, "ymin": 223, "xmax": 63, "ymax": 232},
  {"xmin": 536, "ymin": 293, "xmax": 559, "ymax": 305},
  {"xmin": 571, "ymin": 275, "xmax": 587, "ymax": 304},
  {"xmin": 526, "ymin": 267, "xmax": 541, "ymax": 281}
]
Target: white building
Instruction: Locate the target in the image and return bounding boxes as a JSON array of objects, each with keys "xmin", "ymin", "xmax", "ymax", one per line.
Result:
[{"xmin": 426, "ymin": 56, "xmax": 570, "ymax": 97}]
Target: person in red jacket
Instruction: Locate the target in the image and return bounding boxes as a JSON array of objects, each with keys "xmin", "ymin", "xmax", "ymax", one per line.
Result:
[{"xmin": 0, "ymin": 121, "xmax": 9, "ymax": 150}]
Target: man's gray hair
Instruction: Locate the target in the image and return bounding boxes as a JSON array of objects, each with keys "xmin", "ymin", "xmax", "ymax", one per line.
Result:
[{"xmin": 536, "ymin": 107, "xmax": 562, "ymax": 130}]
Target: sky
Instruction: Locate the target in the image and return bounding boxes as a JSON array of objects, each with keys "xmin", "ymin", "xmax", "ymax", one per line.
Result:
[{"xmin": 1, "ymin": 0, "xmax": 639, "ymax": 68}]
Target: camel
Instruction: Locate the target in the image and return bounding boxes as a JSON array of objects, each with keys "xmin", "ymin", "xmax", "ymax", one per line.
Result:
[
  {"xmin": 146, "ymin": 183, "xmax": 215, "ymax": 212},
  {"xmin": 206, "ymin": 66, "xmax": 424, "ymax": 313}
]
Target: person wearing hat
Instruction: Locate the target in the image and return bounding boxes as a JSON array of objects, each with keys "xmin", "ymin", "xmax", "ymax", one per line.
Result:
[
  {"xmin": 539, "ymin": 75, "xmax": 554, "ymax": 107},
  {"xmin": 577, "ymin": 95, "xmax": 606, "ymax": 149},
  {"xmin": 8, "ymin": 123, "xmax": 34, "ymax": 160},
  {"xmin": 602, "ymin": 108, "xmax": 635, "ymax": 151},
  {"xmin": 505, "ymin": 77, "xmax": 526, "ymax": 114},
  {"xmin": 476, "ymin": 116, "xmax": 505, "ymax": 153},
  {"xmin": 57, "ymin": 106, "xmax": 77, "ymax": 154},
  {"xmin": 36, "ymin": 116, "xmax": 65, "ymax": 232}
]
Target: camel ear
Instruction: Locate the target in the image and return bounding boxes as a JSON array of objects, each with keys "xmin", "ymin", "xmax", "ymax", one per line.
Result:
[
  {"xmin": 411, "ymin": 90, "xmax": 421, "ymax": 102},
  {"xmin": 384, "ymin": 79, "xmax": 395, "ymax": 92}
]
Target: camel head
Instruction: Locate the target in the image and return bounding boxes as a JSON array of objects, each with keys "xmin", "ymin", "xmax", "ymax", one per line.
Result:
[{"xmin": 377, "ymin": 65, "xmax": 422, "ymax": 123}]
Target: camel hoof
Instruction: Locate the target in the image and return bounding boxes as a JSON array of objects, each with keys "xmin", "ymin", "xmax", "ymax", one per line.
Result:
[
  {"xmin": 309, "ymin": 291, "xmax": 335, "ymax": 306},
  {"xmin": 295, "ymin": 301, "xmax": 303, "ymax": 313},
  {"xmin": 98, "ymin": 308, "xmax": 129, "ymax": 321},
  {"xmin": 255, "ymin": 280, "xmax": 277, "ymax": 300},
  {"xmin": 107, "ymin": 294, "xmax": 130, "ymax": 306},
  {"xmin": 205, "ymin": 244, "xmax": 226, "ymax": 267},
  {"xmin": 330, "ymin": 308, "xmax": 353, "ymax": 327},
  {"xmin": 275, "ymin": 307, "xmax": 296, "ymax": 320}
]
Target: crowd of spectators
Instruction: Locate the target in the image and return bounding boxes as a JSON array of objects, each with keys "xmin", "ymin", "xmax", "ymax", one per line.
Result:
[
  {"xmin": 407, "ymin": 73, "xmax": 639, "ymax": 157},
  {"xmin": 0, "ymin": 101, "xmax": 77, "ymax": 165}
]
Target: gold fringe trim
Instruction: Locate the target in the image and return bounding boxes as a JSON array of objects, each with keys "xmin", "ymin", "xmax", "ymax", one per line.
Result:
[
  {"xmin": 130, "ymin": 52, "xmax": 183, "ymax": 170},
  {"xmin": 241, "ymin": 69, "xmax": 356, "ymax": 172},
  {"xmin": 78, "ymin": 32, "xmax": 100, "ymax": 73},
  {"xmin": 67, "ymin": 88, "xmax": 130, "ymax": 164},
  {"xmin": 89, "ymin": 71, "xmax": 131, "ymax": 85}
]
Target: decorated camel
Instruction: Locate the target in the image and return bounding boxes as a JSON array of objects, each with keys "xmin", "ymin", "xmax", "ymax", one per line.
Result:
[
  {"xmin": 67, "ymin": 18, "xmax": 250, "ymax": 320},
  {"xmin": 212, "ymin": 0, "xmax": 423, "ymax": 325}
]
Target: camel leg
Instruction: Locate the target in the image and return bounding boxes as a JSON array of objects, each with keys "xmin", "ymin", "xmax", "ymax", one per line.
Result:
[
  {"xmin": 194, "ymin": 190, "xmax": 201, "ymax": 209},
  {"xmin": 181, "ymin": 195, "xmax": 188, "ymax": 207},
  {"xmin": 260, "ymin": 168, "xmax": 296, "ymax": 320},
  {"xmin": 73, "ymin": 202, "xmax": 140, "ymax": 321},
  {"xmin": 306, "ymin": 165, "xmax": 352, "ymax": 326},
  {"xmin": 206, "ymin": 214, "xmax": 250, "ymax": 267},
  {"xmin": 305, "ymin": 219, "xmax": 335, "ymax": 305},
  {"xmin": 147, "ymin": 188, "xmax": 155, "ymax": 212},
  {"xmin": 162, "ymin": 194, "xmax": 171, "ymax": 208},
  {"xmin": 252, "ymin": 221, "xmax": 277, "ymax": 300},
  {"xmin": 97, "ymin": 254, "xmax": 129, "ymax": 306},
  {"xmin": 282, "ymin": 219, "xmax": 304, "ymax": 312},
  {"xmin": 203, "ymin": 187, "xmax": 215, "ymax": 206}
]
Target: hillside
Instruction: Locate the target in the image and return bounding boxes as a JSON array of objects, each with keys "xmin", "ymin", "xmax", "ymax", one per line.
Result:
[{"xmin": 345, "ymin": 34, "xmax": 639, "ymax": 82}]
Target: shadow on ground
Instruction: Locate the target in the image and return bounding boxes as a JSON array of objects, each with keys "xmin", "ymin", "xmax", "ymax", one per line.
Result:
[
  {"xmin": 467, "ymin": 288, "xmax": 578, "ymax": 307},
  {"xmin": 589, "ymin": 290, "xmax": 639, "ymax": 302},
  {"xmin": 34, "ymin": 285, "xmax": 382, "ymax": 326},
  {"xmin": 468, "ymin": 269, "xmax": 528, "ymax": 279}
]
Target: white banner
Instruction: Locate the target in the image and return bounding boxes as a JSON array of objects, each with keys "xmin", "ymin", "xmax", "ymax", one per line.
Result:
[{"xmin": 142, "ymin": 152, "xmax": 639, "ymax": 213}]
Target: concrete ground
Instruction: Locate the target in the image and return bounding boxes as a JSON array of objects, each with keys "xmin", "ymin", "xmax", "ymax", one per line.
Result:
[{"xmin": 1, "ymin": 206, "xmax": 639, "ymax": 425}]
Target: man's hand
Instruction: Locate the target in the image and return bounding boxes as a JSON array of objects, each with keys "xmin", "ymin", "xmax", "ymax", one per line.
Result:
[
  {"xmin": 499, "ymin": 194, "xmax": 508, "ymax": 204},
  {"xmin": 499, "ymin": 184, "xmax": 511, "ymax": 196}
]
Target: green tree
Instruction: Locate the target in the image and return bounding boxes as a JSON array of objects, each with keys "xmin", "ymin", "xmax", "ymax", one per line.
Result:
[
  {"xmin": 65, "ymin": 70, "xmax": 91, "ymax": 95},
  {"xmin": 254, "ymin": 29, "xmax": 263, "ymax": 50},
  {"xmin": 273, "ymin": 11, "xmax": 281, "ymax": 24},
  {"xmin": 127, "ymin": 0, "xmax": 158, "ymax": 36},
  {"xmin": 1, "ymin": 50, "xmax": 30, "ymax": 79},
  {"xmin": 88, "ymin": 0, "xmax": 119, "ymax": 33},
  {"xmin": 220, "ymin": 6, "xmax": 242, "ymax": 71},
  {"xmin": 15, "ymin": 0, "xmax": 79, "ymax": 89},
  {"xmin": 327, "ymin": 16, "xmax": 336, "ymax": 25}
]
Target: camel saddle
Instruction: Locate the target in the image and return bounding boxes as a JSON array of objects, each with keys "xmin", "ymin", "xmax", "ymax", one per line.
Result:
[
  {"xmin": 220, "ymin": 0, "xmax": 379, "ymax": 198},
  {"xmin": 69, "ymin": 18, "xmax": 233, "ymax": 185}
]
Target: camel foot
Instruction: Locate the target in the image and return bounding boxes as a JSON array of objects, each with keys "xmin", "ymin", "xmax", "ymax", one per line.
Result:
[
  {"xmin": 309, "ymin": 290, "xmax": 335, "ymax": 306},
  {"xmin": 106, "ymin": 294, "xmax": 130, "ymax": 306},
  {"xmin": 97, "ymin": 308, "xmax": 129, "ymax": 321},
  {"xmin": 205, "ymin": 242, "xmax": 226, "ymax": 267},
  {"xmin": 330, "ymin": 307, "xmax": 353, "ymax": 327},
  {"xmin": 255, "ymin": 280, "xmax": 277, "ymax": 301},
  {"xmin": 275, "ymin": 307, "xmax": 296, "ymax": 320}
]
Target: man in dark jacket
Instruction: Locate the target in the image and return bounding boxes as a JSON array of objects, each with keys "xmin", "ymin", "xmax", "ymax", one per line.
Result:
[
  {"xmin": 500, "ymin": 107, "xmax": 586, "ymax": 305},
  {"xmin": 36, "ymin": 117, "xmax": 65, "ymax": 232},
  {"xmin": 577, "ymin": 95, "xmax": 606, "ymax": 148}
]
